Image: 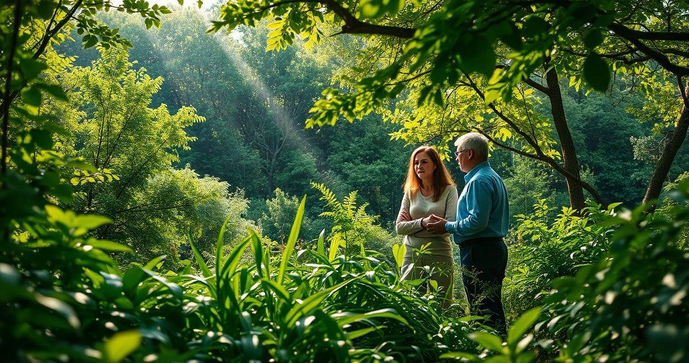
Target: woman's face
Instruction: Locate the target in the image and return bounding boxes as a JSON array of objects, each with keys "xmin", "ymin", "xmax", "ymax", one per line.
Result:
[{"xmin": 414, "ymin": 151, "xmax": 436, "ymax": 182}]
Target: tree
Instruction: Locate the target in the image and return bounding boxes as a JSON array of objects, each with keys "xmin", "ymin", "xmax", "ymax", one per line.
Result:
[
  {"xmin": 208, "ymin": 0, "xmax": 689, "ymax": 210},
  {"xmin": 0, "ymin": 0, "xmax": 175, "ymax": 245},
  {"xmin": 45, "ymin": 48, "xmax": 255, "ymax": 264}
]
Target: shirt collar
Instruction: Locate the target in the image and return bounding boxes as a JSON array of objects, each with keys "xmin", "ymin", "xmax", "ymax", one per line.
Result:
[{"xmin": 464, "ymin": 161, "xmax": 490, "ymax": 183}]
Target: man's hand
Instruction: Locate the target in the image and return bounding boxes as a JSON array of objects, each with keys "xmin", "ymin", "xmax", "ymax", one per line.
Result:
[{"xmin": 426, "ymin": 214, "xmax": 448, "ymax": 234}]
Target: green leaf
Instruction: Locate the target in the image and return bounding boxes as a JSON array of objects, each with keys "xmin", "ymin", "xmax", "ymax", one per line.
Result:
[
  {"xmin": 317, "ymin": 229, "xmax": 326, "ymax": 256},
  {"xmin": 86, "ymin": 239, "xmax": 133, "ymax": 253},
  {"xmin": 260, "ymin": 278, "xmax": 292, "ymax": 302},
  {"xmin": 278, "ymin": 195, "xmax": 306, "ymax": 284},
  {"xmin": 285, "ymin": 277, "xmax": 359, "ymax": 327},
  {"xmin": 216, "ymin": 213, "xmax": 234, "ymax": 276},
  {"xmin": 30, "ymin": 129, "xmax": 53, "ymax": 149},
  {"xmin": 141, "ymin": 268, "xmax": 183, "ymax": 301},
  {"xmin": 75, "ymin": 215, "xmax": 112, "ymax": 229},
  {"xmin": 460, "ymin": 35, "xmax": 497, "ymax": 76},
  {"xmin": 359, "ymin": 0, "xmax": 382, "ymax": 19},
  {"xmin": 83, "ymin": 35, "xmax": 98, "ymax": 49},
  {"xmin": 22, "ymin": 87, "xmax": 42, "ymax": 107},
  {"xmin": 583, "ymin": 54, "xmax": 610, "ymax": 92},
  {"xmin": 522, "ymin": 16, "xmax": 549, "ymax": 38},
  {"xmin": 103, "ymin": 330, "xmax": 142, "ymax": 363},
  {"xmin": 35, "ymin": 294, "xmax": 80, "ymax": 329},
  {"xmin": 584, "ymin": 28, "xmax": 603, "ymax": 49},
  {"xmin": 18, "ymin": 58, "xmax": 48, "ymax": 80},
  {"xmin": 249, "ymin": 229, "xmax": 264, "ymax": 278},
  {"xmin": 470, "ymin": 332, "xmax": 505, "ymax": 353},
  {"xmin": 144, "ymin": 255, "xmax": 166, "ymax": 270},
  {"xmin": 188, "ymin": 233, "xmax": 212, "ymax": 278},
  {"xmin": 508, "ymin": 307, "xmax": 541, "ymax": 347},
  {"xmin": 440, "ymin": 352, "xmax": 480, "ymax": 361},
  {"xmin": 392, "ymin": 243, "xmax": 406, "ymax": 271},
  {"xmin": 35, "ymin": 83, "xmax": 69, "ymax": 101}
]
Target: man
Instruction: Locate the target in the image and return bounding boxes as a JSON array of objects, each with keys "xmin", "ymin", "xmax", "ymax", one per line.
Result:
[{"xmin": 426, "ymin": 132, "xmax": 509, "ymax": 335}]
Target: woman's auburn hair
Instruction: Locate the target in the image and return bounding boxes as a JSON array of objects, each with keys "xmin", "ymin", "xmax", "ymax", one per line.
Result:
[{"xmin": 403, "ymin": 145, "xmax": 455, "ymax": 202}]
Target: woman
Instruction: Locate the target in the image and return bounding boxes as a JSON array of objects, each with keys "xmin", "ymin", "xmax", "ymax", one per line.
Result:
[{"xmin": 396, "ymin": 145, "xmax": 458, "ymax": 307}]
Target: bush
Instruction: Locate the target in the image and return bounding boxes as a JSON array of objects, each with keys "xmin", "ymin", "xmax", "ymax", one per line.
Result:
[
  {"xmin": 535, "ymin": 180, "xmax": 689, "ymax": 362},
  {"xmin": 504, "ymin": 200, "xmax": 615, "ymax": 318}
]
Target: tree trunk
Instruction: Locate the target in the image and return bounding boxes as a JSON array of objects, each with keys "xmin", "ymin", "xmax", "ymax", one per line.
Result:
[
  {"xmin": 643, "ymin": 83, "xmax": 689, "ymax": 206},
  {"xmin": 545, "ymin": 68, "xmax": 587, "ymax": 210}
]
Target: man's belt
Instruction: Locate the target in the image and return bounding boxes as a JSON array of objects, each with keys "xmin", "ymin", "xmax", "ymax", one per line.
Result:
[{"xmin": 457, "ymin": 236, "xmax": 504, "ymax": 250}]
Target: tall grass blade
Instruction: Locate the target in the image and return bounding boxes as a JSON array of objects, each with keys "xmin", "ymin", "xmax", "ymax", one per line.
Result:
[
  {"xmin": 329, "ymin": 238, "xmax": 340, "ymax": 262},
  {"xmin": 248, "ymin": 229, "xmax": 264, "ymax": 278},
  {"xmin": 278, "ymin": 195, "xmax": 306, "ymax": 285},
  {"xmin": 187, "ymin": 232, "xmax": 211, "ymax": 278},
  {"xmin": 285, "ymin": 277, "xmax": 360, "ymax": 327},
  {"xmin": 317, "ymin": 229, "xmax": 326, "ymax": 257},
  {"xmin": 215, "ymin": 214, "xmax": 234, "ymax": 276}
]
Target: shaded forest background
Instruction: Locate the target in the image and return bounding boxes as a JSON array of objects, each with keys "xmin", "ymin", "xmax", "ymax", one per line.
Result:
[{"xmin": 52, "ymin": 7, "xmax": 689, "ymax": 266}]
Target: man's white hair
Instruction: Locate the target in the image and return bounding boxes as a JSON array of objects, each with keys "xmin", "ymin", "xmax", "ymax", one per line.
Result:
[{"xmin": 455, "ymin": 132, "xmax": 489, "ymax": 160}]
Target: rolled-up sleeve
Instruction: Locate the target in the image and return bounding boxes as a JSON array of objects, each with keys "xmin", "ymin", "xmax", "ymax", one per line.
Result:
[{"xmin": 395, "ymin": 192, "xmax": 424, "ymax": 235}]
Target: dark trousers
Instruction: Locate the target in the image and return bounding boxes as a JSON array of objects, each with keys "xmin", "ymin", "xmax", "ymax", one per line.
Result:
[{"xmin": 459, "ymin": 237, "xmax": 508, "ymax": 335}]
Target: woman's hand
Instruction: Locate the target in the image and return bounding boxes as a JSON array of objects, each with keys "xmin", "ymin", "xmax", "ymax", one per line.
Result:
[
  {"xmin": 398, "ymin": 210, "xmax": 411, "ymax": 221},
  {"xmin": 426, "ymin": 214, "xmax": 448, "ymax": 234}
]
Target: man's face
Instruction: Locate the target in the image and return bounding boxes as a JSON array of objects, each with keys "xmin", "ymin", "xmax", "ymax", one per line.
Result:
[{"xmin": 455, "ymin": 145, "xmax": 471, "ymax": 173}]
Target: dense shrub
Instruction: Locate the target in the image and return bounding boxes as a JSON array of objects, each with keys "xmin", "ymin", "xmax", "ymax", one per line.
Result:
[
  {"xmin": 504, "ymin": 200, "xmax": 616, "ymax": 318},
  {"xmin": 535, "ymin": 180, "xmax": 689, "ymax": 362}
]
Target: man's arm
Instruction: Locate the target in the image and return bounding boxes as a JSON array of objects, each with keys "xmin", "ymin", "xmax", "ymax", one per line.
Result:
[{"xmin": 444, "ymin": 180, "xmax": 492, "ymax": 238}]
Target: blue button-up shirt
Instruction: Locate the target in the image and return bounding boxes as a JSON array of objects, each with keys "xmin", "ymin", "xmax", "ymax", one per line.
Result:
[{"xmin": 445, "ymin": 161, "xmax": 509, "ymax": 244}]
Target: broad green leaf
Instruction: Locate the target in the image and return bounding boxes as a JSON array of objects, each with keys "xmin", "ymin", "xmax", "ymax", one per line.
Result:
[
  {"xmin": 469, "ymin": 332, "xmax": 505, "ymax": 353},
  {"xmin": 35, "ymin": 293, "xmax": 80, "ymax": 329},
  {"xmin": 22, "ymin": 87, "xmax": 42, "ymax": 107},
  {"xmin": 86, "ymin": 239, "xmax": 133, "ymax": 253},
  {"xmin": 460, "ymin": 35, "xmax": 496, "ymax": 77},
  {"xmin": 278, "ymin": 195, "xmax": 306, "ymax": 284},
  {"xmin": 392, "ymin": 243, "xmax": 406, "ymax": 272},
  {"xmin": 75, "ymin": 215, "xmax": 112, "ymax": 229},
  {"xmin": 584, "ymin": 28, "xmax": 603, "ymax": 49},
  {"xmin": 508, "ymin": 307, "xmax": 541, "ymax": 346},
  {"xmin": 583, "ymin": 54, "xmax": 610, "ymax": 92},
  {"xmin": 18, "ymin": 58, "xmax": 48, "ymax": 80},
  {"xmin": 103, "ymin": 330, "xmax": 142, "ymax": 363},
  {"xmin": 35, "ymin": 83, "xmax": 68, "ymax": 101},
  {"xmin": 30, "ymin": 129, "xmax": 53, "ymax": 149}
]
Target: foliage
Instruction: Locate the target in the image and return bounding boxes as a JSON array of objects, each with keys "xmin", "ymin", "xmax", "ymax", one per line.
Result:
[
  {"xmin": 536, "ymin": 180, "xmax": 689, "ymax": 362},
  {"xmin": 1, "ymin": 189, "xmax": 498, "ymax": 362},
  {"xmin": 504, "ymin": 200, "xmax": 617, "ymax": 318},
  {"xmin": 502, "ymin": 156, "xmax": 556, "ymax": 219},
  {"xmin": 311, "ymin": 182, "xmax": 400, "ymax": 260}
]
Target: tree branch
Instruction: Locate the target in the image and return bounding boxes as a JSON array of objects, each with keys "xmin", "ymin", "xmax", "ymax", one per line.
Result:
[
  {"xmin": 321, "ymin": 0, "xmax": 416, "ymax": 38},
  {"xmin": 609, "ymin": 23, "xmax": 689, "ymax": 76},
  {"xmin": 522, "ymin": 76, "xmax": 549, "ymax": 94}
]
